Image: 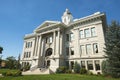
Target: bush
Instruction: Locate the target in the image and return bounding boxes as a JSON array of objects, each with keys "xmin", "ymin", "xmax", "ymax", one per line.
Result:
[
  {"xmin": 12, "ymin": 70, "xmax": 22, "ymax": 77},
  {"xmin": 6, "ymin": 71, "xmax": 12, "ymax": 76},
  {"xmin": 80, "ymin": 68, "xmax": 87, "ymax": 74},
  {"xmin": 1, "ymin": 70, "xmax": 22, "ymax": 77},
  {"xmin": 73, "ymin": 61, "xmax": 80, "ymax": 73},
  {"xmin": 2, "ymin": 72, "xmax": 7, "ymax": 76},
  {"xmin": 87, "ymin": 71, "xmax": 93, "ymax": 75},
  {"xmin": 22, "ymin": 65, "xmax": 31, "ymax": 71},
  {"xmin": 56, "ymin": 66, "xmax": 67, "ymax": 73},
  {"xmin": 66, "ymin": 69, "xmax": 72, "ymax": 73}
]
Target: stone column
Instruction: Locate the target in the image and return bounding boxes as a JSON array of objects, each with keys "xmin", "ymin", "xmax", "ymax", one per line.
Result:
[
  {"xmin": 34, "ymin": 36, "xmax": 39, "ymax": 56},
  {"xmin": 60, "ymin": 31, "xmax": 63, "ymax": 55},
  {"xmin": 75, "ymin": 28, "xmax": 80, "ymax": 57},
  {"xmin": 93, "ymin": 60, "xmax": 96, "ymax": 71},
  {"xmin": 53, "ymin": 31, "xmax": 56, "ymax": 55},
  {"xmin": 57, "ymin": 30, "xmax": 60, "ymax": 56},
  {"xmin": 36, "ymin": 36, "xmax": 40, "ymax": 56},
  {"xmin": 37, "ymin": 35, "xmax": 42, "ymax": 57},
  {"xmin": 85, "ymin": 60, "xmax": 88, "ymax": 70}
]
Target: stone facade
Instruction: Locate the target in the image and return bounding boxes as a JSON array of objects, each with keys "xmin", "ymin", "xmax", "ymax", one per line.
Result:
[{"xmin": 20, "ymin": 9, "xmax": 107, "ymax": 74}]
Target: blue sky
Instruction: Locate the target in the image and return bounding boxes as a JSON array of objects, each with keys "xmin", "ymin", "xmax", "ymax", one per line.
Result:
[{"xmin": 0, "ymin": 0, "xmax": 120, "ymax": 59}]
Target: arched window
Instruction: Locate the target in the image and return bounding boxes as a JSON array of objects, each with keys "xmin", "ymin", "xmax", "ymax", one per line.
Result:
[{"xmin": 45, "ymin": 48, "xmax": 52, "ymax": 57}]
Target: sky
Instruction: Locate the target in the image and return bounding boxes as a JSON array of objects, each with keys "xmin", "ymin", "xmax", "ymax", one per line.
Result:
[{"xmin": 0, "ymin": 0, "xmax": 120, "ymax": 59}]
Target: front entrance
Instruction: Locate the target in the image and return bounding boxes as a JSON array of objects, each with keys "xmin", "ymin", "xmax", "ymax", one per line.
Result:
[{"xmin": 44, "ymin": 48, "xmax": 52, "ymax": 68}]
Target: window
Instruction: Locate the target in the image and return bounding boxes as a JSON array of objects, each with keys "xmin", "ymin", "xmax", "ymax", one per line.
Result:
[
  {"xmin": 66, "ymin": 47, "xmax": 69, "ymax": 56},
  {"xmin": 49, "ymin": 36, "xmax": 53, "ymax": 43},
  {"xmin": 30, "ymin": 42, "xmax": 32, "ymax": 47},
  {"xmin": 87, "ymin": 61, "xmax": 93, "ymax": 70},
  {"xmin": 86, "ymin": 44, "xmax": 91, "ymax": 54},
  {"xmin": 85, "ymin": 29, "xmax": 90, "ymax": 38},
  {"xmin": 80, "ymin": 30, "xmax": 84, "ymax": 38},
  {"xmin": 71, "ymin": 61, "xmax": 74, "ymax": 69},
  {"xmin": 26, "ymin": 52, "xmax": 29, "ymax": 58},
  {"xmin": 66, "ymin": 34, "xmax": 69, "ymax": 41},
  {"xmin": 25, "ymin": 42, "xmax": 27, "ymax": 48},
  {"xmin": 71, "ymin": 47, "xmax": 74, "ymax": 55},
  {"xmin": 29, "ymin": 52, "xmax": 31, "ymax": 58},
  {"xmin": 91, "ymin": 27, "xmax": 96, "ymax": 37},
  {"xmin": 93, "ymin": 43, "xmax": 98, "ymax": 53},
  {"xmin": 28, "ymin": 42, "xmax": 30, "ymax": 48},
  {"xmin": 25, "ymin": 42, "xmax": 32, "ymax": 48},
  {"xmin": 81, "ymin": 61, "xmax": 86, "ymax": 68},
  {"xmin": 46, "ymin": 36, "xmax": 53, "ymax": 43},
  {"xmin": 95, "ymin": 60, "xmax": 100, "ymax": 70},
  {"xmin": 70, "ymin": 33, "xmax": 74, "ymax": 41},
  {"xmin": 80, "ymin": 45, "xmax": 84, "ymax": 55}
]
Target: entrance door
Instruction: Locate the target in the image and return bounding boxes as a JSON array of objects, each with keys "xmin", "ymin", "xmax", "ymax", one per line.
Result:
[{"xmin": 47, "ymin": 60, "xmax": 50, "ymax": 68}]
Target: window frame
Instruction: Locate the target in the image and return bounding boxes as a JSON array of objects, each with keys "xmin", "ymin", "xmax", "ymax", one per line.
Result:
[
  {"xmin": 86, "ymin": 44, "xmax": 91, "ymax": 55},
  {"xmin": 79, "ymin": 30, "xmax": 84, "ymax": 39},
  {"xmin": 91, "ymin": 27, "xmax": 96, "ymax": 37},
  {"xmin": 87, "ymin": 60, "xmax": 93, "ymax": 70},
  {"xmin": 84, "ymin": 28, "xmax": 90, "ymax": 38},
  {"xmin": 93, "ymin": 43, "xmax": 98, "ymax": 54}
]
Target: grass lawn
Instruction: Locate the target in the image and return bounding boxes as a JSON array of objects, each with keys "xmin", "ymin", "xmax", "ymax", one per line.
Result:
[
  {"xmin": 0, "ymin": 74, "xmax": 120, "ymax": 80},
  {"xmin": 0, "ymin": 69, "xmax": 19, "ymax": 73}
]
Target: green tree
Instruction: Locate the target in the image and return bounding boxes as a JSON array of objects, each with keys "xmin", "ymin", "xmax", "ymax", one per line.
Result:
[
  {"xmin": 104, "ymin": 21, "xmax": 120, "ymax": 78},
  {"xmin": 15, "ymin": 54, "xmax": 21, "ymax": 69},
  {"xmin": 6, "ymin": 56, "xmax": 16, "ymax": 69}
]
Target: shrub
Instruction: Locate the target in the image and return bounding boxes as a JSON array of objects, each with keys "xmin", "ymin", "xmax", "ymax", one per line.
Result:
[
  {"xmin": 6, "ymin": 71, "xmax": 12, "ymax": 76},
  {"xmin": 2, "ymin": 72, "xmax": 7, "ymax": 76},
  {"xmin": 22, "ymin": 65, "xmax": 31, "ymax": 71},
  {"xmin": 87, "ymin": 71, "xmax": 93, "ymax": 75},
  {"xmin": 73, "ymin": 61, "xmax": 80, "ymax": 73},
  {"xmin": 56, "ymin": 66, "xmax": 67, "ymax": 73},
  {"xmin": 12, "ymin": 70, "xmax": 22, "ymax": 77},
  {"xmin": 66, "ymin": 69, "xmax": 72, "ymax": 73},
  {"xmin": 80, "ymin": 68, "xmax": 87, "ymax": 74},
  {"xmin": 1, "ymin": 70, "xmax": 22, "ymax": 77}
]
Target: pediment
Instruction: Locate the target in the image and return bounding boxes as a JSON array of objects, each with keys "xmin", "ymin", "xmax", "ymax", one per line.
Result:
[{"xmin": 35, "ymin": 21, "xmax": 60, "ymax": 31}]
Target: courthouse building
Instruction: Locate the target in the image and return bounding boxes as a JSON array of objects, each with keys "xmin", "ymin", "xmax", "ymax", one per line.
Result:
[{"xmin": 20, "ymin": 9, "xmax": 107, "ymax": 74}]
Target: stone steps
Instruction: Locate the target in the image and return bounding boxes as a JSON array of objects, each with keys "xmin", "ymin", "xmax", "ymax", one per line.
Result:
[{"xmin": 22, "ymin": 68, "xmax": 52, "ymax": 75}]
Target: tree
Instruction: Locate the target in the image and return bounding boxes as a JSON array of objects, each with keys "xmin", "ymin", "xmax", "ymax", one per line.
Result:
[
  {"xmin": 0, "ymin": 46, "xmax": 3, "ymax": 67},
  {"xmin": 6, "ymin": 56, "xmax": 16, "ymax": 69},
  {"xmin": 15, "ymin": 54, "xmax": 21, "ymax": 69},
  {"xmin": 104, "ymin": 21, "xmax": 120, "ymax": 78},
  {"xmin": 0, "ymin": 46, "xmax": 3, "ymax": 54}
]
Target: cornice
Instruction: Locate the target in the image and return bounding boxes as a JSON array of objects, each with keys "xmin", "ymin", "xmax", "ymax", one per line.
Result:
[
  {"xmin": 68, "ymin": 13, "xmax": 105, "ymax": 28},
  {"xmin": 24, "ymin": 33, "xmax": 36, "ymax": 40}
]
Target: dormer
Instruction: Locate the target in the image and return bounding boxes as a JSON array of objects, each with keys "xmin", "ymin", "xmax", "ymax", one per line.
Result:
[{"xmin": 61, "ymin": 9, "xmax": 73, "ymax": 25}]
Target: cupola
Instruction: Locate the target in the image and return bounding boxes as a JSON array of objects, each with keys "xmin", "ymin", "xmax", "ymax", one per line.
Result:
[{"xmin": 61, "ymin": 9, "xmax": 73, "ymax": 25}]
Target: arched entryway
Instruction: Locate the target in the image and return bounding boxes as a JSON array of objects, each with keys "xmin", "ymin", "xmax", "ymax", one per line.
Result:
[
  {"xmin": 45, "ymin": 48, "xmax": 52, "ymax": 57},
  {"xmin": 44, "ymin": 48, "xmax": 52, "ymax": 67}
]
